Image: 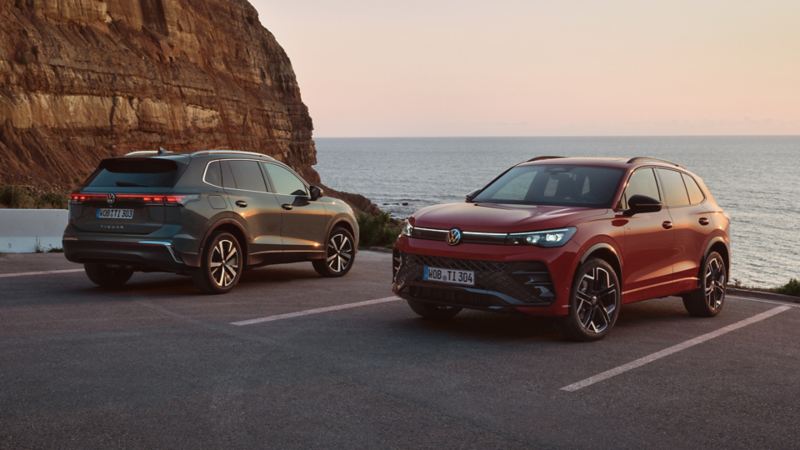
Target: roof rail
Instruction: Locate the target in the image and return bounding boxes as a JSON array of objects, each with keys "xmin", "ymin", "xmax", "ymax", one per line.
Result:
[
  {"xmin": 626, "ymin": 157, "xmax": 682, "ymax": 167},
  {"xmin": 191, "ymin": 150, "xmax": 274, "ymax": 159},
  {"xmin": 527, "ymin": 155, "xmax": 565, "ymax": 162},
  {"xmin": 124, "ymin": 150, "xmax": 159, "ymax": 157}
]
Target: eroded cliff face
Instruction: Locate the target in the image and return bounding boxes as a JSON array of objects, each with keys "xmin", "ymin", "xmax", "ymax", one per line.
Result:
[{"xmin": 0, "ymin": 0, "xmax": 318, "ymax": 189}]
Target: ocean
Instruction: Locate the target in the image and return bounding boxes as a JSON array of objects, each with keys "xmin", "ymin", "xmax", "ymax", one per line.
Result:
[{"xmin": 315, "ymin": 136, "xmax": 800, "ymax": 288}]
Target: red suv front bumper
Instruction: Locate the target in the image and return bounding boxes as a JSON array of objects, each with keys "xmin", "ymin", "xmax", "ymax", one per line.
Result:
[{"xmin": 393, "ymin": 235, "xmax": 582, "ymax": 317}]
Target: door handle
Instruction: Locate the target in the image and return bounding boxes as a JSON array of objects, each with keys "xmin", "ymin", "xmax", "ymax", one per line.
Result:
[
  {"xmin": 235, "ymin": 200, "xmax": 248, "ymax": 208},
  {"xmin": 662, "ymin": 220, "xmax": 673, "ymax": 230},
  {"xmin": 281, "ymin": 203, "xmax": 293, "ymax": 210},
  {"xmin": 698, "ymin": 217, "xmax": 710, "ymax": 226}
]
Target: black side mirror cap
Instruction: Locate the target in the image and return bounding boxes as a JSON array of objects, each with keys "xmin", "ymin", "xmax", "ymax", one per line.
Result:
[
  {"xmin": 309, "ymin": 185, "xmax": 324, "ymax": 201},
  {"xmin": 625, "ymin": 194, "xmax": 662, "ymax": 216}
]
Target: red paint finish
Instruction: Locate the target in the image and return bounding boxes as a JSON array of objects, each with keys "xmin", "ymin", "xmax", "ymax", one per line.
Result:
[{"xmin": 393, "ymin": 157, "xmax": 730, "ymax": 317}]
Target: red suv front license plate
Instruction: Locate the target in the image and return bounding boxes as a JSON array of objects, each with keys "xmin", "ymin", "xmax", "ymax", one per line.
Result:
[{"xmin": 423, "ymin": 266, "xmax": 475, "ymax": 286}]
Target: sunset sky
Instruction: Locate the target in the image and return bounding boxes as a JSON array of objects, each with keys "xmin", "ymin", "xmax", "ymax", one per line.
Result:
[{"xmin": 252, "ymin": 0, "xmax": 799, "ymax": 137}]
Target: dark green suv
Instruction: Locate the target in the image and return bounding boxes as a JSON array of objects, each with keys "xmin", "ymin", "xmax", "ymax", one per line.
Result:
[{"xmin": 63, "ymin": 150, "xmax": 358, "ymax": 294}]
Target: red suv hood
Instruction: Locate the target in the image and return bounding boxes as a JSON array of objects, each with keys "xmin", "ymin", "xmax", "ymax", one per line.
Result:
[{"xmin": 411, "ymin": 202, "xmax": 607, "ymax": 233}]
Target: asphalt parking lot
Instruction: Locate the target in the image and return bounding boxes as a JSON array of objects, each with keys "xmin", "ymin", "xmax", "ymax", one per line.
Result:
[{"xmin": 1, "ymin": 251, "xmax": 799, "ymax": 449}]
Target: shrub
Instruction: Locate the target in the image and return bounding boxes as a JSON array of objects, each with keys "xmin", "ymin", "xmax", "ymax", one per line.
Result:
[
  {"xmin": 775, "ymin": 279, "xmax": 800, "ymax": 297},
  {"xmin": 0, "ymin": 186, "xmax": 37, "ymax": 208},
  {"xmin": 357, "ymin": 212, "xmax": 401, "ymax": 248},
  {"xmin": 0, "ymin": 186, "xmax": 66, "ymax": 209}
]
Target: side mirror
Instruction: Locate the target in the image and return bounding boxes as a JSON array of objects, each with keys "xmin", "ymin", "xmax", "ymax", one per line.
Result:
[
  {"xmin": 465, "ymin": 189, "xmax": 480, "ymax": 202},
  {"xmin": 625, "ymin": 194, "xmax": 662, "ymax": 216},
  {"xmin": 309, "ymin": 185, "xmax": 324, "ymax": 201}
]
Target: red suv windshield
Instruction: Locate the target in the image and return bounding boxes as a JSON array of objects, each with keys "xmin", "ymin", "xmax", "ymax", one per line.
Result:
[{"xmin": 472, "ymin": 165, "xmax": 624, "ymax": 207}]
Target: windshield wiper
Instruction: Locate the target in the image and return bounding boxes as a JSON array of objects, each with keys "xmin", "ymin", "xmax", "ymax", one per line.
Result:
[{"xmin": 115, "ymin": 181, "xmax": 146, "ymax": 187}]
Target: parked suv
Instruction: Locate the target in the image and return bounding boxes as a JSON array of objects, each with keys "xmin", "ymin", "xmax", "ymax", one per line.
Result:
[
  {"xmin": 393, "ymin": 156, "xmax": 730, "ymax": 340},
  {"xmin": 63, "ymin": 150, "xmax": 358, "ymax": 294}
]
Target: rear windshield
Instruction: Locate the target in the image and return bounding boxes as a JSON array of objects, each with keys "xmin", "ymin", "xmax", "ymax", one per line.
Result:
[
  {"xmin": 473, "ymin": 164, "xmax": 624, "ymax": 207},
  {"xmin": 86, "ymin": 159, "xmax": 180, "ymax": 188}
]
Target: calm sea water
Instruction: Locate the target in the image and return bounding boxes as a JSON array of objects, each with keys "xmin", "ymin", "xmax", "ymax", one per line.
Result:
[{"xmin": 316, "ymin": 136, "xmax": 800, "ymax": 288}]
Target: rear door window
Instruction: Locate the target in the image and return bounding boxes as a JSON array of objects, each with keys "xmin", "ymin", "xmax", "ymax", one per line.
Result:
[
  {"xmin": 682, "ymin": 173, "xmax": 705, "ymax": 205},
  {"xmin": 657, "ymin": 169, "xmax": 691, "ymax": 207},
  {"xmin": 87, "ymin": 158, "xmax": 179, "ymax": 188},
  {"xmin": 226, "ymin": 160, "xmax": 267, "ymax": 192},
  {"xmin": 622, "ymin": 168, "xmax": 660, "ymax": 209}
]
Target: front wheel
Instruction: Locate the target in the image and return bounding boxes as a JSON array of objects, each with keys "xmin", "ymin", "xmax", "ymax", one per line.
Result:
[
  {"xmin": 562, "ymin": 258, "xmax": 621, "ymax": 341},
  {"xmin": 682, "ymin": 251, "xmax": 726, "ymax": 317},
  {"xmin": 192, "ymin": 231, "xmax": 243, "ymax": 294},
  {"xmin": 313, "ymin": 227, "xmax": 356, "ymax": 277},
  {"xmin": 84, "ymin": 263, "xmax": 133, "ymax": 289}
]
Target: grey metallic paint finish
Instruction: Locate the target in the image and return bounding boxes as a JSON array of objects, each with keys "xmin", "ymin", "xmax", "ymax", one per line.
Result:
[{"xmin": 63, "ymin": 151, "xmax": 359, "ymax": 273}]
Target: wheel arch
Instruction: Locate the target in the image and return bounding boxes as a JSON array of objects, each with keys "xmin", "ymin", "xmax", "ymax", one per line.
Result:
[
  {"xmin": 704, "ymin": 236, "xmax": 730, "ymax": 279},
  {"xmin": 327, "ymin": 216, "xmax": 359, "ymax": 250},
  {"xmin": 201, "ymin": 218, "xmax": 249, "ymax": 264},
  {"xmin": 579, "ymin": 243, "xmax": 623, "ymax": 286}
]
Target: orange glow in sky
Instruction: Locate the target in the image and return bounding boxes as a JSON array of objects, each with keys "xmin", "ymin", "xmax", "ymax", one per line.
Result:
[{"xmin": 252, "ymin": 0, "xmax": 800, "ymax": 137}]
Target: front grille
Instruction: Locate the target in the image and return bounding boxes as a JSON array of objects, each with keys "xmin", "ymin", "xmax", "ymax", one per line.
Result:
[
  {"xmin": 411, "ymin": 227, "xmax": 508, "ymax": 245},
  {"xmin": 393, "ymin": 252, "xmax": 555, "ymax": 306}
]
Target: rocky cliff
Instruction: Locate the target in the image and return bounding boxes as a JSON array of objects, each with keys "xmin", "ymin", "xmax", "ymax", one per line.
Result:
[{"xmin": 0, "ymin": 0, "xmax": 319, "ymax": 189}]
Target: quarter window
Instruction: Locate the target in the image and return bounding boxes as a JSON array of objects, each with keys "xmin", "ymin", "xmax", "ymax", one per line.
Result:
[
  {"xmin": 204, "ymin": 161, "xmax": 222, "ymax": 187},
  {"xmin": 682, "ymin": 173, "xmax": 705, "ymax": 205},
  {"xmin": 226, "ymin": 160, "xmax": 267, "ymax": 192},
  {"xmin": 263, "ymin": 163, "xmax": 308, "ymax": 196},
  {"xmin": 657, "ymin": 169, "xmax": 690, "ymax": 207},
  {"xmin": 622, "ymin": 168, "xmax": 660, "ymax": 209}
]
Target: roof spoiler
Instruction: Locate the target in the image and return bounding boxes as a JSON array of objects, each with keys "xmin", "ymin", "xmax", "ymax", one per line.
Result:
[{"xmin": 124, "ymin": 147, "xmax": 173, "ymax": 158}]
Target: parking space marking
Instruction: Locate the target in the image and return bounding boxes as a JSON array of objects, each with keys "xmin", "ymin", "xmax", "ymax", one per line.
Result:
[
  {"xmin": 0, "ymin": 268, "xmax": 83, "ymax": 279},
  {"xmin": 231, "ymin": 296, "xmax": 401, "ymax": 326},
  {"xmin": 560, "ymin": 305, "xmax": 791, "ymax": 392}
]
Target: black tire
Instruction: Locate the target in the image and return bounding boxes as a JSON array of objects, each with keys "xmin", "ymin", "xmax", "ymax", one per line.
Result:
[
  {"xmin": 191, "ymin": 231, "xmax": 244, "ymax": 294},
  {"xmin": 84, "ymin": 263, "xmax": 133, "ymax": 289},
  {"xmin": 313, "ymin": 227, "xmax": 356, "ymax": 277},
  {"xmin": 682, "ymin": 251, "xmax": 726, "ymax": 317},
  {"xmin": 407, "ymin": 299, "xmax": 462, "ymax": 321},
  {"xmin": 562, "ymin": 258, "xmax": 621, "ymax": 342}
]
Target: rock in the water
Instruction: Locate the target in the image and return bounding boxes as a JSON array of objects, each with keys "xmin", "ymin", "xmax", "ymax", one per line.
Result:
[{"xmin": 0, "ymin": 0, "xmax": 317, "ymax": 189}]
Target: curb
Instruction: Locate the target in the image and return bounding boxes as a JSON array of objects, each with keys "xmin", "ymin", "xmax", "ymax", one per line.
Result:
[{"xmin": 729, "ymin": 287, "xmax": 800, "ymax": 304}]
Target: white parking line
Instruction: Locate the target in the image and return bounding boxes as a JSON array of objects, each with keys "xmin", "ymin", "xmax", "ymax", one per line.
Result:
[
  {"xmin": 0, "ymin": 268, "xmax": 83, "ymax": 279},
  {"xmin": 231, "ymin": 296, "xmax": 401, "ymax": 326},
  {"xmin": 560, "ymin": 305, "xmax": 791, "ymax": 392}
]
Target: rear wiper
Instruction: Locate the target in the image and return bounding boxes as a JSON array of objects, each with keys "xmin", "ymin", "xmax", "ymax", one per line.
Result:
[{"xmin": 115, "ymin": 181, "xmax": 145, "ymax": 187}]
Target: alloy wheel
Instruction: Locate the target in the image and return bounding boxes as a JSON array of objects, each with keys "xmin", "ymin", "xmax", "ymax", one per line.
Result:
[
  {"xmin": 575, "ymin": 266, "xmax": 618, "ymax": 335},
  {"xmin": 210, "ymin": 239, "xmax": 240, "ymax": 288},
  {"xmin": 704, "ymin": 256, "xmax": 726, "ymax": 310},
  {"xmin": 326, "ymin": 232, "xmax": 353, "ymax": 274}
]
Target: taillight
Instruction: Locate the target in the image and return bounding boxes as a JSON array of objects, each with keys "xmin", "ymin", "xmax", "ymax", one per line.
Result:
[{"xmin": 69, "ymin": 193, "xmax": 186, "ymax": 205}]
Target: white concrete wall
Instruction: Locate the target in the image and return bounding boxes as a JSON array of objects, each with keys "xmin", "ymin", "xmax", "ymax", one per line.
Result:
[{"xmin": 0, "ymin": 209, "xmax": 69, "ymax": 253}]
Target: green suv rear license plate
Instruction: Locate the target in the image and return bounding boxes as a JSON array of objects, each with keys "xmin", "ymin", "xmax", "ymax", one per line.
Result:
[{"xmin": 96, "ymin": 208, "xmax": 134, "ymax": 220}]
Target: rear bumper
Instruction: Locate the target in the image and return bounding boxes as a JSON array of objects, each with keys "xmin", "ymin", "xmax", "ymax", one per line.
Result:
[{"xmin": 63, "ymin": 237, "xmax": 189, "ymax": 273}]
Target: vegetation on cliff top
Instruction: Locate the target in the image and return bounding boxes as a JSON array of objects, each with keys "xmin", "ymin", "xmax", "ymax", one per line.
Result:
[{"xmin": 0, "ymin": 186, "xmax": 66, "ymax": 209}]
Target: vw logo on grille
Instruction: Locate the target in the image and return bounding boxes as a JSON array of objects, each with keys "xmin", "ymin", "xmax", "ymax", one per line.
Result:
[
  {"xmin": 106, "ymin": 193, "xmax": 116, "ymax": 205},
  {"xmin": 446, "ymin": 228, "xmax": 462, "ymax": 246}
]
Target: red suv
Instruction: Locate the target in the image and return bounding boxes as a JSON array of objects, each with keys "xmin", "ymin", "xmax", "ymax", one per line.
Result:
[{"xmin": 392, "ymin": 157, "xmax": 730, "ymax": 340}]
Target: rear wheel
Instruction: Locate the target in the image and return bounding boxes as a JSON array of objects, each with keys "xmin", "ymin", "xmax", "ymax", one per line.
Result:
[
  {"xmin": 562, "ymin": 258, "xmax": 621, "ymax": 341},
  {"xmin": 313, "ymin": 227, "xmax": 356, "ymax": 277},
  {"xmin": 682, "ymin": 251, "xmax": 726, "ymax": 317},
  {"xmin": 407, "ymin": 299, "xmax": 461, "ymax": 321},
  {"xmin": 84, "ymin": 263, "xmax": 133, "ymax": 289},
  {"xmin": 192, "ymin": 231, "xmax": 243, "ymax": 294}
]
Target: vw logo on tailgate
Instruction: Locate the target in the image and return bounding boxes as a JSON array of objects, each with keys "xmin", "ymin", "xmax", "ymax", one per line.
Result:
[
  {"xmin": 106, "ymin": 193, "xmax": 116, "ymax": 205},
  {"xmin": 446, "ymin": 228, "xmax": 462, "ymax": 246}
]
